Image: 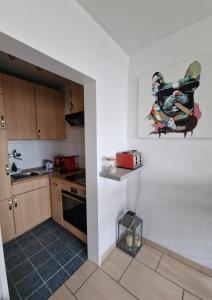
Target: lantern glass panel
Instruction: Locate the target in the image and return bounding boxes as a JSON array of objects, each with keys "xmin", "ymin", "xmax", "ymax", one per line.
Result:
[{"xmin": 117, "ymin": 211, "xmax": 143, "ymax": 257}]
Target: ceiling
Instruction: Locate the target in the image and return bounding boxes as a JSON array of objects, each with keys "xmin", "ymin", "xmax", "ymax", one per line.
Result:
[
  {"xmin": 76, "ymin": 0, "xmax": 212, "ymax": 54},
  {"xmin": 0, "ymin": 51, "xmax": 70, "ymax": 91}
]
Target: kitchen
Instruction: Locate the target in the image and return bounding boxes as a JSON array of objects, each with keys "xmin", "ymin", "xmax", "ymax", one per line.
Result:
[{"xmin": 0, "ymin": 51, "xmax": 88, "ymax": 299}]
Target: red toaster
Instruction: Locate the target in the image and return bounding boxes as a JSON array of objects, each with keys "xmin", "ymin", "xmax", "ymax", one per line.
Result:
[{"xmin": 116, "ymin": 150, "xmax": 142, "ymax": 169}]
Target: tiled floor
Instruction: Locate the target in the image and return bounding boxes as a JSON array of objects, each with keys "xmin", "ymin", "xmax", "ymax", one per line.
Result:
[
  {"xmin": 3, "ymin": 219, "xmax": 87, "ymax": 300},
  {"xmin": 49, "ymin": 244, "xmax": 212, "ymax": 300}
]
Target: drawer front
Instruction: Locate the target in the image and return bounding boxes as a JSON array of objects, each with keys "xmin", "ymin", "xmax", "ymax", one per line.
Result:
[{"xmin": 12, "ymin": 176, "xmax": 49, "ymax": 195}]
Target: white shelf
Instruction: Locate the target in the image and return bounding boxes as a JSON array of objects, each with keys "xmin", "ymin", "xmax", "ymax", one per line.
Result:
[{"xmin": 99, "ymin": 167, "xmax": 142, "ymax": 181}]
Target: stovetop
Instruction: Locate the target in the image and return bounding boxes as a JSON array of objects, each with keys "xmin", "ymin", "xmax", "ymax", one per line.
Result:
[{"xmin": 65, "ymin": 172, "xmax": 86, "ymax": 186}]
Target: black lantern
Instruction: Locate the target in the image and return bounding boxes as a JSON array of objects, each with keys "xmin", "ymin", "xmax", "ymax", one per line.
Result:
[{"xmin": 117, "ymin": 211, "xmax": 143, "ymax": 257}]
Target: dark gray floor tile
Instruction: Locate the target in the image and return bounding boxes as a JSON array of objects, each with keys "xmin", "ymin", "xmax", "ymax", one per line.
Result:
[
  {"xmin": 30, "ymin": 249, "xmax": 51, "ymax": 269},
  {"xmin": 46, "ymin": 269, "xmax": 69, "ymax": 293},
  {"xmin": 7, "ymin": 272, "xmax": 13, "ymax": 289},
  {"xmin": 43, "ymin": 218, "xmax": 54, "ymax": 225},
  {"xmin": 16, "ymin": 271, "xmax": 43, "ymax": 299},
  {"xmin": 31, "ymin": 218, "xmax": 52, "ymax": 233},
  {"xmin": 51, "ymin": 226, "xmax": 69, "ymax": 237},
  {"xmin": 64, "ymin": 256, "xmax": 84, "ymax": 276},
  {"xmin": 37, "ymin": 232, "xmax": 57, "ymax": 246},
  {"xmin": 78, "ymin": 248, "xmax": 88, "ymax": 261},
  {"xmin": 9, "ymin": 287, "xmax": 21, "ymax": 300},
  {"xmin": 23, "ymin": 240, "xmax": 43, "ymax": 258},
  {"xmin": 46, "ymin": 240, "xmax": 65, "ymax": 256},
  {"xmin": 17, "ymin": 233, "xmax": 36, "ymax": 248},
  {"xmin": 67, "ymin": 238, "xmax": 86, "ymax": 253},
  {"xmin": 37, "ymin": 257, "xmax": 60, "ymax": 281},
  {"xmin": 3, "ymin": 240, "xmax": 20, "ymax": 258},
  {"xmin": 58, "ymin": 230, "xmax": 76, "ymax": 243},
  {"xmin": 5, "ymin": 249, "xmax": 26, "ymax": 271},
  {"xmin": 27, "ymin": 284, "xmax": 51, "ymax": 300},
  {"xmin": 34, "ymin": 226, "xmax": 50, "ymax": 238},
  {"xmin": 46, "ymin": 222, "xmax": 61, "ymax": 232},
  {"xmin": 10, "ymin": 260, "xmax": 34, "ymax": 284},
  {"xmin": 16, "ymin": 231, "xmax": 31, "ymax": 242},
  {"xmin": 54, "ymin": 246, "xmax": 75, "ymax": 266},
  {"xmin": 63, "ymin": 236, "xmax": 79, "ymax": 250}
]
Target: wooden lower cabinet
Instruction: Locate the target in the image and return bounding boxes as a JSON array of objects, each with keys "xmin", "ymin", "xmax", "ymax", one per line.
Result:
[
  {"xmin": 50, "ymin": 180, "xmax": 63, "ymax": 226},
  {"xmin": 14, "ymin": 186, "xmax": 51, "ymax": 236},
  {"xmin": 0, "ymin": 199, "xmax": 16, "ymax": 243}
]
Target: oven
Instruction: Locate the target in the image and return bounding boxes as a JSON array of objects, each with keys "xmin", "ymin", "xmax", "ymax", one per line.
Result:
[{"xmin": 61, "ymin": 189, "xmax": 87, "ymax": 234}]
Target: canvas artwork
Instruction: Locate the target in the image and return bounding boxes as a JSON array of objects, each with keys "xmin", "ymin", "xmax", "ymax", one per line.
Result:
[{"xmin": 138, "ymin": 52, "xmax": 212, "ymax": 138}]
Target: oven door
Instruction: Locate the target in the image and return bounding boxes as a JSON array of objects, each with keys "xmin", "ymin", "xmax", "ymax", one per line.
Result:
[{"xmin": 61, "ymin": 190, "xmax": 87, "ymax": 234}]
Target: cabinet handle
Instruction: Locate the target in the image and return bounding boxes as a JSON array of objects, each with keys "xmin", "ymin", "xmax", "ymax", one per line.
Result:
[
  {"xmin": 5, "ymin": 164, "xmax": 10, "ymax": 176},
  {"xmin": 70, "ymin": 101, "xmax": 74, "ymax": 113},
  {"xmin": 1, "ymin": 115, "xmax": 5, "ymax": 128},
  {"xmin": 38, "ymin": 129, "xmax": 41, "ymax": 139},
  {"xmin": 14, "ymin": 198, "xmax": 18, "ymax": 208},
  {"xmin": 8, "ymin": 200, "xmax": 13, "ymax": 210},
  {"xmin": 69, "ymin": 88, "xmax": 74, "ymax": 113}
]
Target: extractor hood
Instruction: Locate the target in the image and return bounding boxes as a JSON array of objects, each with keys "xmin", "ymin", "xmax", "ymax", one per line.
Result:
[{"xmin": 65, "ymin": 111, "xmax": 84, "ymax": 127}]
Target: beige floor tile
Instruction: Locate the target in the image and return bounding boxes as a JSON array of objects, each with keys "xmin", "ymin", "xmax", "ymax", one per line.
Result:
[
  {"xmin": 120, "ymin": 259, "xmax": 183, "ymax": 300},
  {"xmin": 65, "ymin": 260, "xmax": 97, "ymax": 294},
  {"xmin": 157, "ymin": 255, "xmax": 212, "ymax": 300},
  {"xmin": 48, "ymin": 284, "xmax": 76, "ymax": 300},
  {"xmin": 170, "ymin": 251, "xmax": 201, "ymax": 271},
  {"xmin": 75, "ymin": 268, "xmax": 137, "ymax": 300},
  {"xmin": 135, "ymin": 244, "xmax": 161, "ymax": 270},
  {"xmin": 183, "ymin": 291, "xmax": 201, "ymax": 300},
  {"xmin": 101, "ymin": 248, "xmax": 132, "ymax": 281}
]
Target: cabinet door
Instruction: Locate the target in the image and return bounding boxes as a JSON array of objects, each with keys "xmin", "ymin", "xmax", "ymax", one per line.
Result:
[
  {"xmin": 68, "ymin": 82, "xmax": 84, "ymax": 113},
  {"xmin": 14, "ymin": 187, "xmax": 51, "ymax": 236},
  {"xmin": 2, "ymin": 74, "xmax": 37, "ymax": 139},
  {"xmin": 0, "ymin": 75, "xmax": 6, "ymax": 129},
  {"xmin": 51, "ymin": 180, "xmax": 63, "ymax": 225},
  {"xmin": 35, "ymin": 85, "xmax": 66, "ymax": 140},
  {"xmin": 0, "ymin": 130, "xmax": 12, "ymax": 201},
  {"xmin": 0, "ymin": 199, "xmax": 15, "ymax": 243}
]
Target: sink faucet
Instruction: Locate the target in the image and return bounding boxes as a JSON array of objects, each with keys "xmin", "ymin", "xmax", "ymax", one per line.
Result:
[{"xmin": 9, "ymin": 149, "xmax": 22, "ymax": 160}]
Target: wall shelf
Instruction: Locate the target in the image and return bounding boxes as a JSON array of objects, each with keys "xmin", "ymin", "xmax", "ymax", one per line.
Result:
[{"xmin": 99, "ymin": 167, "xmax": 142, "ymax": 181}]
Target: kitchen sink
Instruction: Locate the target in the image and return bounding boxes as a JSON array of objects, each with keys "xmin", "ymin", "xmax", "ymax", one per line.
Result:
[{"xmin": 11, "ymin": 172, "xmax": 39, "ymax": 180}]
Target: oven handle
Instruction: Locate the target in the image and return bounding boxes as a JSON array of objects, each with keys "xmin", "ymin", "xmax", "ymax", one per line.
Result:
[{"xmin": 61, "ymin": 192, "xmax": 85, "ymax": 205}]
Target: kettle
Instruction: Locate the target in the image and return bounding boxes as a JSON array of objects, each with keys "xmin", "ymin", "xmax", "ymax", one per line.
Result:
[{"xmin": 44, "ymin": 160, "xmax": 54, "ymax": 171}]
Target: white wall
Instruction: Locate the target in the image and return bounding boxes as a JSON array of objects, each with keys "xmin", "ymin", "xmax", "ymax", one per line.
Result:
[
  {"xmin": 128, "ymin": 16, "xmax": 212, "ymax": 268},
  {"xmin": 0, "ymin": 227, "xmax": 9, "ymax": 300},
  {"xmin": 0, "ymin": 0, "xmax": 129, "ymax": 264}
]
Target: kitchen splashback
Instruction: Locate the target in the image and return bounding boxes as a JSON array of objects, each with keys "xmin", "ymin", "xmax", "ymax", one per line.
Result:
[
  {"xmin": 8, "ymin": 140, "xmax": 60, "ymax": 170},
  {"xmin": 8, "ymin": 134, "xmax": 85, "ymax": 170}
]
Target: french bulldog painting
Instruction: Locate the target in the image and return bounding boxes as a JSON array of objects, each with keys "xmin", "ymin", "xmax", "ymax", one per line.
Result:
[{"xmin": 148, "ymin": 61, "xmax": 201, "ymax": 137}]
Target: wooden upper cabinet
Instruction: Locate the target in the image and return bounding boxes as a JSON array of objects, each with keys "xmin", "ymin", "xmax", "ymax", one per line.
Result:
[
  {"xmin": 0, "ymin": 130, "xmax": 12, "ymax": 201},
  {"xmin": 68, "ymin": 82, "xmax": 84, "ymax": 113},
  {"xmin": 0, "ymin": 75, "xmax": 6, "ymax": 129},
  {"xmin": 2, "ymin": 74, "xmax": 37, "ymax": 139},
  {"xmin": 35, "ymin": 85, "xmax": 66, "ymax": 140}
]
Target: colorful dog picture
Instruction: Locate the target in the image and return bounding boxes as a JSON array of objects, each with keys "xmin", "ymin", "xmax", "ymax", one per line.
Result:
[{"xmin": 138, "ymin": 52, "xmax": 212, "ymax": 138}]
